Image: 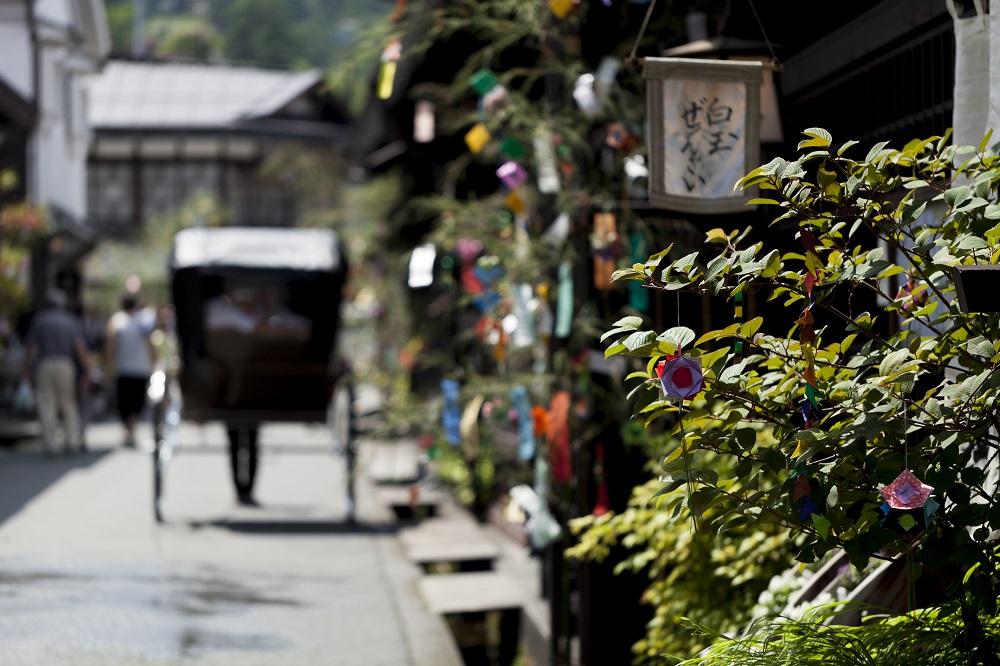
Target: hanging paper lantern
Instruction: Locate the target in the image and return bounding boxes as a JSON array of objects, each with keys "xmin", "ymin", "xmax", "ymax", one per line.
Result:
[
  {"xmin": 655, "ymin": 355, "xmax": 705, "ymax": 400},
  {"xmin": 497, "ymin": 161, "xmax": 528, "ymax": 189},
  {"xmin": 878, "ymin": 469, "xmax": 937, "ymax": 537},
  {"xmin": 464, "ymin": 123, "xmax": 491, "ymax": 153}
]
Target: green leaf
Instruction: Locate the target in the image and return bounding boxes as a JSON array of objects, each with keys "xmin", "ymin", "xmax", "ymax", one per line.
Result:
[
  {"xmin": 811, "ymin": 513, "xmax": 831, "ymax": 539},
  {"xmin": 658, "ymin": 326, "xmax": 696, "ymax": 350},
  {"xmin": 738, "ymin": 316, "xmax": 763, "ymax": 338},
  {"xmin": 705, "ymin": 228, "xmax": 730, "ymax": 243},
  {"xmin": 622, "ymin": 330, "xmax": 657, "ymax": 352},
  {"xmin": 604, "ymin": 342, "xmax": 627, "ymax": 358},
  {"xmin": 879, "ymin": 348, "xmax": 910, "ymax": 376},
  {"xmin": 838, "ymin": 139, "xmax": 859, "ymax": 156},
  {"xmin": 943, "ymin": 185, "xmax": 972, "ymax": 208},
  {"xmin": 864, "ymin": 140, "xmax": 891, "ymax": 163},
  {"xmin": 747, "ymin": 198, "xmax": 781, "ymax": 206},
  {"xmin": 798, "ymin": 127, "xmax": 832, "ymax": 149},
  {"xmin": 612, "ymin": 316, "xmax": 644, "ymax": 329}
]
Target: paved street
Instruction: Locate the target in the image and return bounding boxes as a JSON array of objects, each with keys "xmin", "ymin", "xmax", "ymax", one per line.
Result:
[{"xmin": 0, "ymin": 418, "xmax": 462, "ymax": 666}]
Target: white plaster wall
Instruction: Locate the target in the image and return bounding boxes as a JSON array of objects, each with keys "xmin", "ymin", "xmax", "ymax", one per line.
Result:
[
  {"xmin": 35, "ymin": 0, "xmax": 74, "ymax": 27},
  {"xmin": 0, "ymin": 7, "xmax": 34, "ymax": 100},
  {"xmin": 32, "ymin": 43, "xmax": 90, "ymax": 220}
]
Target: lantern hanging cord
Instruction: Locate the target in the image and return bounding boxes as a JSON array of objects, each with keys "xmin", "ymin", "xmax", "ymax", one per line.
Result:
[
  {"xmin": 627, "ymin": 0, "xmax": 658, "ymax": 64},
  {"xmin": 747, "ymin": 0, "xmax": 780, "ymax": 66}
]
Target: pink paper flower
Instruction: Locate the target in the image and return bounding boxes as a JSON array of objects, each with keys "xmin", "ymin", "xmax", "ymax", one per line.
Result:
[
  {"xmin": 655, "ymin": 355, "xmax": 704, "ymax": 400},
  {"xmin": 879, "ymin": 469, "xmax": 934, "ymax": 510}
]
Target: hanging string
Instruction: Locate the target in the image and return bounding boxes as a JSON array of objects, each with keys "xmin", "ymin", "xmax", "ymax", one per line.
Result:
[
  {"xmin": 627, "ymin": 0, "xmax": 658, "ymax": 64},
  {"xmin": 677, "ymin": 403, "xmax": 704, "ymax": 533},
  {"xmin": 746, "ymin": 0, "xmax": 780, "ymax": 67}
]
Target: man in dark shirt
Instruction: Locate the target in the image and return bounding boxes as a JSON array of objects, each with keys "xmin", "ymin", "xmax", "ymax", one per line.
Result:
[{"xmin": 22, "ymin": 290, "xmax": 93, "ymax": 457}]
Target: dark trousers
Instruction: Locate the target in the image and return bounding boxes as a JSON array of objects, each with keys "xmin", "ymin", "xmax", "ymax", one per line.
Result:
[{"xmin": 227, "ymin": 426, "xmax": 259, "ymax": 497}]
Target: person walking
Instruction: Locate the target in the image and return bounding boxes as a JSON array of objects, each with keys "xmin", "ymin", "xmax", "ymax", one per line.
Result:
[
  {"xmin": 105, "ymin": 293, "xmax": 156, "ymax": 448},
  {"xmin": 21, "ymin": 290, "xmax": 92, "ymax": 457}
]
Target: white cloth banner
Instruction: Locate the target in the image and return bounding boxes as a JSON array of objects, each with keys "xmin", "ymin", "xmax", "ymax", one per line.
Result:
[{"xmin": 661, "ymin": 78, "xmax": 747, "ymax": 203}]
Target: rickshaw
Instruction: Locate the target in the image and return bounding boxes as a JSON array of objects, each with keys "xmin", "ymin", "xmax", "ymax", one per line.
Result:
[{"xmin": 152, "ymin": 226, "xmax": 355, "ymax": 523}]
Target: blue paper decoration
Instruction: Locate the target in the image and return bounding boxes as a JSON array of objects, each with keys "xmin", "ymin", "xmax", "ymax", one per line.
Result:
[
  {"xmin": 441, "ymin": 379, "xmax": 461, "ymax": 445},
  {"xmin": 510, "ymin": 386, "xmax": 536, "ymax": 460}
]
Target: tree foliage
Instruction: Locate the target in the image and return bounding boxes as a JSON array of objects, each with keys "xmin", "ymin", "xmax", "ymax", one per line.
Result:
[{"xmin": 602, "ymin": 129, "xmax": 1000, "ymax": 644}]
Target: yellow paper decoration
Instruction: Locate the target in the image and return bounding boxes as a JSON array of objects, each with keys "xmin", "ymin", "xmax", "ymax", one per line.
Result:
[
  {"xmin": 505, "ymin": 191, "xmax": 526, "ymax": 215},
  {"xmin": 549, "ymin": 0, "xmax": 575, "ymax": 19},
  {"xmin": 377, "ymin": 61, "xmax": 397, "ymax": 100},
  {"xmin": 464, "ymin": 123, "xmax": 491, "ymax": 153}
]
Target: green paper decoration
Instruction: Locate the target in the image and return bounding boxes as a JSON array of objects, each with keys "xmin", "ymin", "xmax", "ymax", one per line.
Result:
[
  {"xmin": 470, "ymin": 69, "xmax": 499, "ymax": 95},
  {"xmin": 500, "ymin": 137, "xmax": 525, "ymax": 159},
  {"xmin": 628, "ymin": 232, "xmax": 650, "ymax": 312}
]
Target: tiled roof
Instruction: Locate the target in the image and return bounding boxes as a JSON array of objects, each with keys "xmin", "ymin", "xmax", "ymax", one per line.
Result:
[{"xmin": 88, "ymin": 60, "xmax": 322, "ymax": 129}]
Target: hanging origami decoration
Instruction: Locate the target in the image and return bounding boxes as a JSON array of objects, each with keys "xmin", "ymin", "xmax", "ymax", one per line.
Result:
[
  {"xmin": 592, "ymin": 443, "xmax": 610, "ymax": 516},
  {"xmin": 793, "ymin": 473, "xmax": 818, "ymax": 521},
  {"xmin": 591, "ymin": 212, "xmax": 620, "ymax": 291},
  {"xmin": 555, "ymin": 261, "xmax": 574, "ymax": 339},
  {"xmin": 572, "ymin": 73, "xmax": 602, "ymax": 117},
  {"xmin": 441, "ymin": 379, "xmax": 461, "ymax": 445},
  {"xmin": 497, "ymin": 161, "xmax": 528, "ymax": 189},
  {"xmin": 733, "ymin": 291, "xmax": 745, "ymax": 359},
  {"xmin": 469, "ymin": 68, "xmax": 498, "ymax": 95},
  {"xmin": 879, "ymin": 469, "xmax": 939, "ymax": 536},
  {"xmin": 377, "ymin": 40, "xmax": 402, "ymax": 100},
  {"xmin": 472, "ymin": 256, "xmax": 503, "ymax": 312},
  {"xmin": 534, "ymin": 128, "xmax": 561, "ymax": 193},
  {"xmin": 656, "ymin": 355, "xmax": 705, "ymax": 400},
  {"xmin": 500, "ymin": 137, "xmax": 525, "ymax": 160},
  {"xmin": 505, "ymin": 190, "xmax": 527, "ymax": 215},
  {"xmin": 896, "ymin": 275, "xmax": 929, "ymax": 312},
  {"xmin": 482, "ymin": 85, "xmax": 510, "ymax": 116},
  {"xmin": 510, "ymin": 386, "xmax": 535, "ymax": 461},
  {"xmin": 459, "ymin": 393, "xmax": 485, "ymax": 461},
  {"xmin": 547, "ymin": 390, "xmax": 572, "ymax": 483},
  {"xmin": 792, "ymin": 229, "xmax": 822, "ymax": 459},
  {"xmin": 548, "ymin": 0, "xmax": 576, "ymax": 19},
  {"xmin": 629, "ymin": 232, "xmax": 650, "ymax": 312},
  {"xmin": 465, "ymin": 123, "xmax": 491, "ymax": 153}
]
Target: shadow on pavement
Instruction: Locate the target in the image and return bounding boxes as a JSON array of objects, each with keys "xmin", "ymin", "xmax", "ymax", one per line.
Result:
[
  {"xmin": 189, "ymin": 519, "xmax": 398, "ymax": 535},
  {"xmin": 0, "ymin": 447, "xmax": 111, "ymax": 526}
]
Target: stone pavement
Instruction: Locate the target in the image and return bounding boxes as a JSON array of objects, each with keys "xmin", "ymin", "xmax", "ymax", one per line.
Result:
[{"xmin": 0, "ymin": 418, "xmax": 463, "ymax": 666}]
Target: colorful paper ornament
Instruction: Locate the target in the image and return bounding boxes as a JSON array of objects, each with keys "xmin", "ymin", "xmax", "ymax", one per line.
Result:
[
  {"xmin": 896, "ymin": 276, "xmax": 929, "ymax": 312},
  {"xmin": 505, "ymin": 190, "xmax": 527, "ymax": 215},
  {"xmin": 464, "ymin": 123, "xmax": 491, "ymax": 153},
  {"xmin": 413, "ymin": 100, "xmax": 435, "ymax": 143},
  {"xmin": 377, "ymin": 40, "xmax": 402, "ymax": 100},
  {"xmin": 469, "ymin": 68, "xmax": 499, "ymax": 95},
  {"xmin": 655, "ymin": 355, "xmax": 705, "ymax": 400},
  {"xmin": 591, "ymin": 212, "xmax": 619, "ymax": 291},
  {"xmin": 547, "ymin": 390, "xmax": 572, "ymax": 483},
  {"xmin": 500, "ymin": 137, "xmax": 525, "ymax": 160},
  {"xmin": 879, "ymin": 469, "xmax": 934, "ymax": 510},
  {"xmin": 497, "ymin": 161, "xmax": 528, "ymax": 189},
  {"xmin": 441, "ymin": 379, "xmax": 461, "ymax": 445},
  {"xmin": 572, "ymin": 73, "xmax": 602, "ymax": 117},
  {"xmin": 606, "ymin": 122, "xmax": 639, "ymax": 152},
  {"xmin": 592, "ymin": 443, "xmax": 610, "ymax": 516},
  {"xmin": 460, "ymin": 394, "xmax": 485, "ymax": 461},
  {"xmin": 482, "ymin": 85, "xmax": 510, "ymax": 115},
  {"xmin": 548, "ymin": 0, "xmax": 576, "ymax": 19},
  {"xmin": 510, "ymin": 386, "xmax": 535, "ymax": 461},
  {"xmin": 533, "ymin": 128, "xmax": 561, "ymax": 193},
  {"xmin": 510, "ymin": 283, "xmax": 536, "ymax": 348},
  {"xmin": 555, "ymin": 261, "xmax": 574, "ymax": 339},
  {"xmin": 733, "ymin": 291, "xmax": 745, "ymax": 359}
]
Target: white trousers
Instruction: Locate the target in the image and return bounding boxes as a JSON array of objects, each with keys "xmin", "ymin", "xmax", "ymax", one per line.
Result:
[{"xmin": 35, "ymin": 357, "xmax": 81, "ymax": 453}]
